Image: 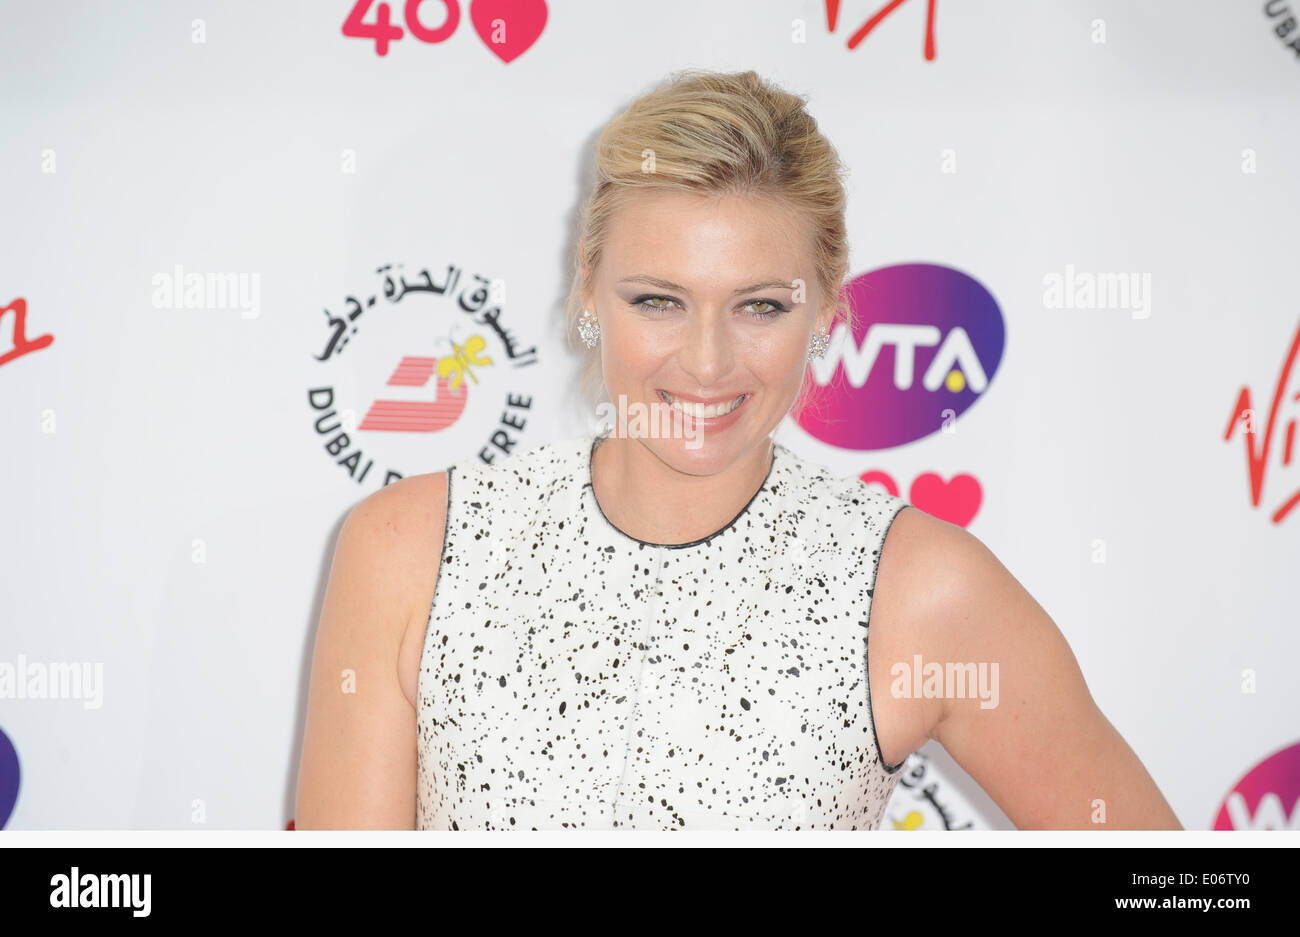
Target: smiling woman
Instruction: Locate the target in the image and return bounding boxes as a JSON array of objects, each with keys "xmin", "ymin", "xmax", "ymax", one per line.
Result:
[
  {"xmin": 568, "ymin": 69, "xmax": 856, "ymax": 425},
  {"xmin": 293, "ymin": 68, "xmax": 1183, "ymax": 831}
]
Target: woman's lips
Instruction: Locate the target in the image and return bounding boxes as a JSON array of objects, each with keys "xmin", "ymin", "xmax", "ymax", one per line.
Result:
[{"xmin": 657, "ymin": 390, "xmax": 749, "ymax": 420}]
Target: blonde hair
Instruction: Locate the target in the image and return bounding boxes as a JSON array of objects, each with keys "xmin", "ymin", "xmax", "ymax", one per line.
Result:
[{"xmin": 565, "ymin": 68, "xmax": 855, "ymax": 422}]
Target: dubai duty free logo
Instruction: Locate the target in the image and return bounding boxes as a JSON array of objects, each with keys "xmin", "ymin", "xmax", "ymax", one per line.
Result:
[{"xmin": 307, "ymin": 260, "xmax": 543, "ymax": 487}]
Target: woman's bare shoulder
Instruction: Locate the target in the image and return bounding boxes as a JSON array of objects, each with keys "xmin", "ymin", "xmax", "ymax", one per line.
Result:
[
  {"xmin": 867, "ymin": 504, "xmax": 968, "ymax": 763},
  {"xmin": 341, "ymin": 471, "xmax": 449, "ymax": 568},
  {"xmin": 335, "ymin": 471, "xmax": 451, "ymax": 709},
  {"xmin": 337, "ymin": 473, "xmax": 451, "ymax": 636},
  {"xmin": 872, "ymin": 503, "xmax": 1013, "ymax": 657},
  {"xmin": 296, "ymin": 471, "xmax": 450, "ymax": 828},
  {"xmin": 347, "ymin": 471, "xmax": 450, "ymax": 545},
  {"xmin": 875, "ymin": 505, "xmax": 979, "ymax": 605}
]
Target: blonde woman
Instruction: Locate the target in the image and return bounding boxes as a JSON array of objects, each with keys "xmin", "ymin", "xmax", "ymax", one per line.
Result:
[{"xmin": 295, "ymin": 69, "xmax": 1182, "ymax": 831}]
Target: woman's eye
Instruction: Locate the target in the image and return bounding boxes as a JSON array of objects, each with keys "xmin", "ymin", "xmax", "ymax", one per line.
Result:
[
  {"xmin": 635, "ymin": 296, "xmax": 678, "ymax": 315},
  {"xmin": 631, "ymin": 296, "xmax": 787, "ymax": 318},
  {"xmin": 746, "ymin": 300, "xmax": 786, "ymax": 319}
]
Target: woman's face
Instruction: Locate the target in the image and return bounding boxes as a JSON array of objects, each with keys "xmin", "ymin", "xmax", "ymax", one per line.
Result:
[{"xmin": 583, "ymin": 189, "xmax": 833, "ymax": 476}]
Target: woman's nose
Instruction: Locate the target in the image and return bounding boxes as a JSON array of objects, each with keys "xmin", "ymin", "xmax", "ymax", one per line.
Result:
[{"xmin": 677, "ymin": 311, "xmax": 735, "ymax": 386}]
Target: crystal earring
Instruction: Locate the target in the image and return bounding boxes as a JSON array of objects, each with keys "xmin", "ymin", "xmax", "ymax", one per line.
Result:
[
  {"xmin": 577, "ymin": 308, "xmax": 600, "ymax": 348},
  {"xmin": 807, "ymin": 324, "xmax": 830, "ymax": 360}
]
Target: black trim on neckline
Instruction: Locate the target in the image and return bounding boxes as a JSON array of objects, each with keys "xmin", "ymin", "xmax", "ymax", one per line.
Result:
[{"xmin": 582, "ymin": 432, "xmax": 779, "ymax": 549}]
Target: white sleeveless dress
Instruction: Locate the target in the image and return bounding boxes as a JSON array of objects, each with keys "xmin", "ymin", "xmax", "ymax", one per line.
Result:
[{"xmin": 415, "ymin": 432, "xmax": 912, "ymax": 830}]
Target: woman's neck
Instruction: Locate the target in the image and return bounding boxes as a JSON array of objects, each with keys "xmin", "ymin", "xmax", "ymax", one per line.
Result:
[{"xmin": 589, "ymin": 433, "xmax": 775, "ymax": 545}]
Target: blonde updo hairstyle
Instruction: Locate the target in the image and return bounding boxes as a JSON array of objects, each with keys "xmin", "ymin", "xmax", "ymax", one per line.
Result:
[{"xmin": 565, "ymin": 68, "xmax": 855, "ymax": 423}]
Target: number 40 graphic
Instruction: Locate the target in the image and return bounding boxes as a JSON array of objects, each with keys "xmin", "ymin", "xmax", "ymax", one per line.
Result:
[
  {"xmin": 342, "ymin": 0, "xmax": 548, "ymax": 61},
  {"xmin": 343, "ymin": 0, "xmax": 458, "ymax": 56},
  {"xmin": 344, "ymin": 1, "xmax": 932, "ymax": 60}
]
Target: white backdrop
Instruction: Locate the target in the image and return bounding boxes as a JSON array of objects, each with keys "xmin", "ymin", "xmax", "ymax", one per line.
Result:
[{"xmin": 2, "ymin": 0, "xmax": 1298, "ymax": 830}]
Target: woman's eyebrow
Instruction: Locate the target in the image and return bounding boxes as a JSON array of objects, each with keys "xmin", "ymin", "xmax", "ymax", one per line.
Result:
[{"xmin": 617, "ymin": 275, "xmax": 796, "ymax": 295}]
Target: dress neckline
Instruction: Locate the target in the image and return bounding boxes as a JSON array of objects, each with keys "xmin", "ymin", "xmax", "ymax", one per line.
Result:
[{"xmin": 581, "ymin": 432, "xmax": 780, "ymax": 550}]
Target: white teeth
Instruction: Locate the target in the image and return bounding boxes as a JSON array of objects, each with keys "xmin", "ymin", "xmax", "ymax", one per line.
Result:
[{"xmin": 660, "ymin": 392, "xmax": 745, "ymax": 419}]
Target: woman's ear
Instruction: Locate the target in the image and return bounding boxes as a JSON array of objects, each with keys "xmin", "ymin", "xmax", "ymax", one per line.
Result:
[
  {"xmin": 578, "ymin": 244, "xmax": 594, "ymax": 311},
  {"xmin": 816, "ymin": 301, "xmax": 836, "ymax": 335}
]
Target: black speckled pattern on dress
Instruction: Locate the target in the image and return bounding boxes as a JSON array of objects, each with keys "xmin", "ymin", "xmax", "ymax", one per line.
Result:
[{"xmin": 415, "ymin": 432, "xmax": 912, "ymax": 830}]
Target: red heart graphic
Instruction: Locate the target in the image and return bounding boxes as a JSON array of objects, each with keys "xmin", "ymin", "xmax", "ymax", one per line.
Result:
[
  {"xmin": 471, "ymin": 0, "xmax": 547, "ymax": 63},
  {"xmin": 908, "ymin": 473, "xmax": 982, "ymax": 527},
  {"xmin": 857, "ymin": 470, "xmax": 902, "ymax": 498}
]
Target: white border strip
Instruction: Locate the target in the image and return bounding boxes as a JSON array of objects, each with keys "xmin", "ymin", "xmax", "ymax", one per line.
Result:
[{"xmin": 1, "ymin": 830, "xmax": 1295, "ymax": 848}]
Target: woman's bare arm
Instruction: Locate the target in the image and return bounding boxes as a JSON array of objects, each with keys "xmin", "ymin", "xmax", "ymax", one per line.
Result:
[
  {"xmin": 294, "ymin": 472, "xmax": 448, "ymax": 829},
  {"xmin": 870, "ymin": 507, "xmax": 1182, "ymax": 830}
]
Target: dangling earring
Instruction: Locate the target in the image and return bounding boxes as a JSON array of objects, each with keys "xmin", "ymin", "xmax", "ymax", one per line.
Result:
[
  {"xmin": 807, "ymin": 324, "xmax": 830, "ymax": 360},
  {"xmin": 577, "ymin": 308, "xmax": 600, "ymax": 348}
]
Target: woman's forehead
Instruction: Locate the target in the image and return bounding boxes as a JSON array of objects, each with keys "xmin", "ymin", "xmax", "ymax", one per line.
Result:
[{"xmin": 603, "ymin": 191, "xmax": 812, "ymax": 281}]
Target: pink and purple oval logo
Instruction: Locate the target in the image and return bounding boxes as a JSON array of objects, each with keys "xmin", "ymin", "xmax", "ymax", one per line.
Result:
[
  {"xmin": 1213, "ymin": 740, "xmax": 1300, "ymax": 830},
  {"xmin": 0, "ymin": 726, "xmax": 18, "ymax": 829},
  {"xmin": 797, "ymin": 263, "xmax": 1005, "ymax": 451}
]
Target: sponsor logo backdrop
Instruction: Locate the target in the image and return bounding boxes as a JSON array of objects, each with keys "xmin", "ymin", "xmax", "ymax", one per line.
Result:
[{"xmin": 1, "ymin": 0, "xmax": 1297, "ymax": 830}]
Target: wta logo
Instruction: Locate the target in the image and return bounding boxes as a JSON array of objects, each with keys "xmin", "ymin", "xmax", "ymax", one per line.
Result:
[
  {"xmin": 0, "ymin": 726, "xmax": 18, "ymax": 828},
  {"xmin": 1213, "ymin": 741, "xmax": 1300, "ymax": 830},
  {"xmin": 797, "ymin": 264, "xmax": 1005, "ymax": 451}
]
